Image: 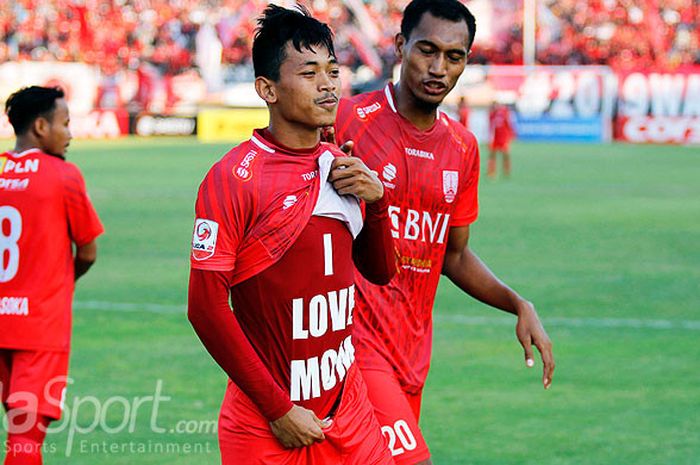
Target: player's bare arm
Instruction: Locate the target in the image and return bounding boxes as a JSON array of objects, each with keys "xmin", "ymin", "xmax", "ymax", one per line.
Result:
[
  {"xmin": 441, "ymin": 225, "xmax": 555, "ymax": 389},
  {"xmin": 270, "ymin": 405, "xmax": 330, "ymax": 448},
  {"xmin": 329, "ymin": 155, "xmax": 383, "ymax": 203},
  {"xmin": 74, "ymin": 240, "xmax": 97, "ymax": 281}
]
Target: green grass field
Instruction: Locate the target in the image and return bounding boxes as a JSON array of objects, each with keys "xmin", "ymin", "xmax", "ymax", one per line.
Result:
[{"xmin": 2, "ymin": 138, "xmax": 699, "ymax": 464}]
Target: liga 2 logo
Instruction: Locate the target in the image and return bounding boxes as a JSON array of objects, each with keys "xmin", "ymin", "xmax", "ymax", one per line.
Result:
[{"xmin": 192, "ymin": 219, "xmax": 219, "ymax": 261}]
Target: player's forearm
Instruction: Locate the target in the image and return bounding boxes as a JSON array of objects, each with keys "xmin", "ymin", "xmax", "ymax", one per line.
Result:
[
  {"xmin": 442, "ymin": 248, "xmax": 525, "ymax": 315},
  {"xmin": 187, "ymin": 269, "xmax": 293, "ymax": 421},
  {"xmin": 352, "ymin": 195, "xmax": 396, "ymax": 285},
  {"xmin": 74, "ymin": 241, "xmax": 97, "ymax": 281}
]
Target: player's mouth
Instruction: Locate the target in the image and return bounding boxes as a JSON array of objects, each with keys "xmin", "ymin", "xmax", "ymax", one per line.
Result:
[
  {"xmin": 422, "ymin": 80, "xmax": 448, "ymax": 96},
  {"xmin": 315, "ymin": 94, "xmax": 338, "ymax": 110}
]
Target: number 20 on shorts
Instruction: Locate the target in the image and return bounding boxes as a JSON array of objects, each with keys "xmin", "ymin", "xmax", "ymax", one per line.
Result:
[{"xmin": 381, "ymin": 420, "xmax": 417, "ymax": 456}]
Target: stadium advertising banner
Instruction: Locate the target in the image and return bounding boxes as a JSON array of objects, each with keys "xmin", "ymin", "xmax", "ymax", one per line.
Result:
[
  {"xmin": 131, "ymin": 114, "xmax": 197, "ymax": 137},
  {"xmin": 458, "ymin": 65, "xmax": 616, "ymax": 143},
  {"xmin": 1, "ymin": 110, "xmax": 128, "ymax": 139},
  {"xmin": 0, "ymin": 61, "xmax": 99, "ymax": 116},
  {"xmin": 197, "ymin": 108, "xmax": 269, "ymax": 142},
  {"xmin": 615, "ymin": 68, "xmax": 700, "ymax": 144}
]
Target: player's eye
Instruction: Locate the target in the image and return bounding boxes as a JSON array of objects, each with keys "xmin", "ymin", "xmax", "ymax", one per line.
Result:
[
  {"xmin": 419, "ymin": 47, "xmax": 434, "ymax": 55},
  {"xmin": 329, "ymin": 68, "xmax": 340, "ymax": 77},
  {"xmin": 448, "ymin": 53, "xmax": 465, "ymax": 62}
]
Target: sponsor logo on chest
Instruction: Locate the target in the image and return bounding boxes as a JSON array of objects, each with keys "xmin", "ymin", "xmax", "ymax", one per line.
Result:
[
  {"xmin": 381, "ymin": 163, "xmax": 397, "ymax": 189},
  {"xmin": 388, "ymin": 206, "xmax": 451, "ymax": 245},
  {"xmin": 233, "ymin": 149, "xmax": 258, "ymax": 182},
  {"xmin": 405, "ymin": 147, "xmax": 434, "ymax": 160},
  {"xmin": 355, "ymin": 102, "xmax": 381, "ymax": 121}
]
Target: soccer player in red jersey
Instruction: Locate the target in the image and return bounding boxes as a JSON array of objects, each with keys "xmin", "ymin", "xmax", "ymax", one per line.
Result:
[
  {"xmin": 187, "ymin": 6, "xmax": 395, "ymax": 464},
  {"xmin": 0, "ymin": 86, "xmax": 103, "ymax": 465},
  {"xmin": 333, "ymin": 1, "xmax": 555, "ymax": 463},
  {"xmin": 488, "ymin": 102, "xmax": 515, "ymax": 178}
]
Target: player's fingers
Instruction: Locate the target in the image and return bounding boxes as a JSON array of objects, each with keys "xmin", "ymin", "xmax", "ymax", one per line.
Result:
[
  {"xmin": 536, "ymin": 339, "xmax": 555, "ymax": 389},
  {"xmin": 339, "ymin": 140, "xmax": 354, "ymax": 155},
  {"xmin": 521, "ymin": 335, "xmax": 535, "ymax": 368},
  {"xmin": 321, "ymin": 126, "xmax": 336, "ymax": 144}
]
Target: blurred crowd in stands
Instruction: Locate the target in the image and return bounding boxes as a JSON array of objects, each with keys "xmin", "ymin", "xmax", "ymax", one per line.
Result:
[
  {"xmin": 1, "ymin": 0, "xmax": 698, "ymax": 104},
  {"xmin": 2, "ymin": 0, "xmax": 698, "ymax": 73},
  {"xmin": 536, "ymin": 0, "xmax": 700, "ymax": 69}
]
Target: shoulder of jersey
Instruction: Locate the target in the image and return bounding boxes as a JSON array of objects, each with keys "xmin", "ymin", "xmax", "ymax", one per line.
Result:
[
  {"xmin": 216, "ymin": 138, "xmax": 269, "ymax": 184},
  {"xmin": 339, "ymin": 88, "xmax": 387, "ymax": 123},
  {"xmin": 439, "ymin": 112, "xmax": 479, "ymax": 152},
  {"xmin": 319, "ymin": 142, "xmax": 347, "ymax": 158}
]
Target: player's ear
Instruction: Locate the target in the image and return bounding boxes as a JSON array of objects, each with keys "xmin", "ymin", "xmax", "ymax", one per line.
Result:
[
  {"xmin": 33, "ymin": 116, "xmax": 50, "ymax": 139},
  {"xmin": 255, "ymin": 76, "xmax": 278, "ymax": 105},
  {"xmin": 394, "ymin": 33, "xmax": 406, "ymax": 63}
]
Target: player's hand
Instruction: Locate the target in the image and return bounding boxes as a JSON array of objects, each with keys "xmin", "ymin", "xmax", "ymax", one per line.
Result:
[
  {"xmin": 515, "ymin": 300, "xmax": 555, "ymax": 389},
  {"xmin": 270, "ymin": 405, "xmax": 331, "ymax": 448},
  {"xmin": 322, "ymin": 126, "xmax": 354, "ymax": 156},
  {"xmin": 321, "ymin": 126, "xmax": 337, "ymax": 145},
  {"xmin": 329, "ymin": 155, "xmax": 383, "ymax": 203}
]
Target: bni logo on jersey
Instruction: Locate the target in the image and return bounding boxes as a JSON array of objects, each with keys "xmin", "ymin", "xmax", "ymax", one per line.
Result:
[
  {"xmin": 442, "ymin": 170, "xmax": 459, "ymax": 203},
  {"xmin": 192, "ymin": 219, "xmax": 219, "ymax": 261}
]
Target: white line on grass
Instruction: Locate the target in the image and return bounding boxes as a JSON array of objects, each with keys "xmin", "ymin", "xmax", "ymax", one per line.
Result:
[{"xmin": 74, "ymin": 300, "xmax": 700, "ymax": 331}]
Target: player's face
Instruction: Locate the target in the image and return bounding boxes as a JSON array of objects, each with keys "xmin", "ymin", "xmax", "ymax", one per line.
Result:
[
  {"xmin": 397, "ymin": 13, "xmax": 470, "ymax": 109},
  {"xmin": 41, "ymin": 98, "xmax": 72, "ymax": 157},
  {"xmin": 273, "ymin": 43, "xmax": 340, "ymax": 129}
]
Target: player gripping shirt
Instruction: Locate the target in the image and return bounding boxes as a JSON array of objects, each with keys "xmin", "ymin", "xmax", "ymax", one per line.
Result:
[
  {"xmin": 189, "ymin": 128, "xmax": 395, "ymax": 464},
  {"xmin": 335, "ymin": 83, "xmax": 479, "ymax": 462},
  {"xmin": 0, "ymin": 148, "xmax": 104, "ymax": 420}
]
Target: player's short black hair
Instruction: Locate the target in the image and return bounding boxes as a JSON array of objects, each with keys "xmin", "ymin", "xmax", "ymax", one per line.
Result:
[
  {"xmin": 252, "ymin": 4, "xmax": 335, "ymax": 81},
  {"xmin": 401, "ymin": 0, "xmax": 477, "ymax": 50},
  {"xmin": 5, "ymin": 86, "xmax": 65, "ymax": 135}
]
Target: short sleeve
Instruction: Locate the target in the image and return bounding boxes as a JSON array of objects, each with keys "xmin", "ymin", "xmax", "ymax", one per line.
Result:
[
  {"xmin": 62, "ymin": 163, "xmax": 104, "ymax": 246},
  {"xmin": 190, "ymin": 161, "xmax": 248, "ymax": 272},
  {"xmin": 450, "ymin": 144, "xmax": 480, "ymax": 227}
]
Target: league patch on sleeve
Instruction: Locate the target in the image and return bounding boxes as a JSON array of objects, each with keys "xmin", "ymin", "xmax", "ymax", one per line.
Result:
[{"xmin": 192, "ymin": 219, "xmax": 219, "ymax": 261}]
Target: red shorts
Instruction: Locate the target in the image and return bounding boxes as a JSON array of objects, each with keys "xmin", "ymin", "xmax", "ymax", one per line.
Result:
[
  {"xmin": 218, "ymin": 364, "xmax": 392, "ymax": 465},
  {"xmin": 0, "ymin": 349, "xmax": 69, "ymax": 420},
  {"xmin": 489, "ymin": 139, "xmax": 511, "ymax": 152},
  {"xmin": 361, "ymin": 362, "xmax": 430, "ymax": 465}
]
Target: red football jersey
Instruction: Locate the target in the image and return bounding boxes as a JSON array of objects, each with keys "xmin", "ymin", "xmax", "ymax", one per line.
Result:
[
  {"xmin": 191, "ymin": 131, "xmax": 362, "ymax": 418},
  {"xmin": 489, "ymin": 106, "xmax": 514, "ymax": 146},
  {"xmin": 0, "ymin": 149, "xmax": 104, "ymax": 351},
  {"xmin": 336, "ymin": 83, "xmax": 480, "ymax": 394}
]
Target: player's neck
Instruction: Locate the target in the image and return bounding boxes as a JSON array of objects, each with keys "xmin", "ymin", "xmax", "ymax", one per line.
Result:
[
  {"xmin": 266, "ymin": 120, "xmax": 321, "ymax": 152},
  {"xmin": 13, "ymin": 137, "xmax": 42, "ymax": 155},
  {"xmin": 394, "ymin": 82, "xmax": 438, "ymax": 131}
]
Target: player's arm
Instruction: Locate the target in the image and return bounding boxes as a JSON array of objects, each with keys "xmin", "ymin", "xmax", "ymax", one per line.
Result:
[
  {"xmin": 441, "ymin": 225, "xmax": 555, "ymax": 389},
  {"xmin": 328, "ymin": 147, "xmax": 396, "ymax": 284},
  {"xmin": 352, "ymin": 194, "xmax": 396, "ymax": 285},
  {"xmin": 187, "ymin": 269, "xmax": 328, "ymax": 448},
  {"xmin": 74, "ymin": 240, "xmax": 97, "ymax": 281}
]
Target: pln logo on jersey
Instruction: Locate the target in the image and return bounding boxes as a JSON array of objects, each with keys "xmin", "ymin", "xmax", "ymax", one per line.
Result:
[
  {"xmin": 233, "ymin": 149, "xmax": 259, "ymax": 182},
  {"xmin": 442, "ymin": 170, "xmax": 459, "ymax": 204},
  {"xmin": 192, "ymin": 219, "xmax": 219, "ymax": 261},
  {"xmin": 354, "ymin": 102, "xmax": 381, "ymax": 121}
]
